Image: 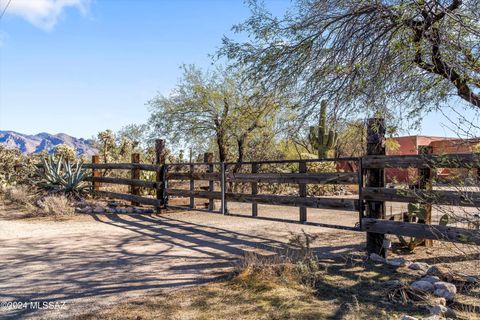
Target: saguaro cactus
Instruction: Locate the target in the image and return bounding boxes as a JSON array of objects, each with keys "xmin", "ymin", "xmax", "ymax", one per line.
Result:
[{"xmin": 308, "ymin": 100, "xmax": 337, "ymax": 158}]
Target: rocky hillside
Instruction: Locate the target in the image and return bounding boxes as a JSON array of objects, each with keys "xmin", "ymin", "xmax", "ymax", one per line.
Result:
[{"xmin": 0, "ymin": 130, "xmax": 97, "ymax": 156}]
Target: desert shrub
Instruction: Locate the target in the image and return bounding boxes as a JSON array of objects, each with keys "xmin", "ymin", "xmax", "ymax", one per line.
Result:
[
  {"xmin": 37, "ymin": 195, "xmax": 75, "ymax": 220},
  {"xmin": 0, "ymin": 185, "xmax": 36, "ymax": 211},
  {"xmin": 0, "ymin": 146, "xmax": 36, "ymax": 188},
  {"xmin": 2, "ymin": 185, "xmax": 33, "ymax": 205}
]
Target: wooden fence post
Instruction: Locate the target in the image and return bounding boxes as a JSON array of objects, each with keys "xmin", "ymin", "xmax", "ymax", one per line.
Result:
[
  {"xmin": 92, "ymin": 155, "xmax": 100, "ymax": 197},
  {"xmin": 204, "ymin": 152, "xmax": 215, "ymax": 211},
  {"xmin": 299, "ymin": 161, "xmax": 307, "ymax": 223},
  {"xmin": 366, "ymin": 118, "xmax": 387, "ymax": 257},
  {"xmin": 155, "ymin": 139, "xmax": 166, "ymax": 213},
  {"xmin": 221, "ymin": 162, "xmax": 226, "ymax": 214},
  {"xmin": 251, "ymin": 163, "xmax": 258, "ymax": 217},
  {"xmin": 189, "ymin": 163, "xmax": 195, "ymax": 208},
  {"xmin": 418, "ymin": 145, "xmax": 433, "ymax": 247},
  {"xmin": 131, "ymin": 153, "xmax": 140, "ymax": 206}
]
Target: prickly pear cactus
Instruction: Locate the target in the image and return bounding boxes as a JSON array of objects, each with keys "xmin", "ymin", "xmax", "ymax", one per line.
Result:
[{"xmin": 308, "ymin": 100, "xmax": 337, "ymax": 158}]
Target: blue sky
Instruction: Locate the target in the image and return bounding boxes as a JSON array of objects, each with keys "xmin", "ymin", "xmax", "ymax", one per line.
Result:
[{"xmin": 0, "ymin": 0, "xmax": 477, "ymax": 139}]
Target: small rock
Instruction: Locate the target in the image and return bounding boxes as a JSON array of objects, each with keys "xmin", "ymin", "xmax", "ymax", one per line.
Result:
[
  {"xmin": 370, "ymin": 253, "xmax": 385, "ymax": 263},
  {"xmin": 142, "ymin": 209, "xmax": 154, "ymax": 214},
  {"xmin": 466, "ymin": 276, "xmax": 478, "ymax": 284},
  {"xmin": 125, "ymin": 207, "xmax": 134, "ymax": 213},
  {"xmin": 76, "ymin": 206, "xmax": 91, "ymax": 213},
  {"xmin": 433, "ymin": 282, "xmax": 456, "ymax": 301},
  {"xmin": 427, "ymin": 266, "xmax": 453, "ymax": 282},
  {"xmin": 75, "ymin": 201, "xmax": 89, "ymax": 208},
  {"xmin": 116, "ymin": 208, "xmax": 126, "ymax": 214},
  {"xmin": 386, "ymin": 257, "xmax": 408, "ymax": 267},
  {"xmin": 106, "ymin": 207, "xmax": 116, "ymax": 213},
  {"xmin": 409, "ymin": 262, "xmax": 430, "ymax": 271},
  {"xmin": 410, "ymin": 280, "xmax": 434, "ymax": 293},
  {"xmin": 107, "ymin": 201, "xmax": 120, "ymax": 207},
  {"xmin": 383, "ymin": 279, "xmax": 401, "ymax": 287},
  {"xmin": 400, "ymin": 315, "xmax": 418, "ymax": 320},
  {"xmin": 420, "ymin": 275, "xmax": 441, "ymax": 284},
  {"xmin": 427, "ymin": 304, "xmax": 456, "ymax": 318},
  {"xmin": 93, "ymin": 206, "xmax": 104, "ymax": 214},
  {"xmin": 133, "ymin": 207, "xmax": 143, "ymax": 214}
]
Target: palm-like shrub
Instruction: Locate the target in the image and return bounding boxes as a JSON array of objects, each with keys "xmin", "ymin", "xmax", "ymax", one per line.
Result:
[{"xmin": 35, "ymin": 155, "xmax": 90, "ymax": 197}]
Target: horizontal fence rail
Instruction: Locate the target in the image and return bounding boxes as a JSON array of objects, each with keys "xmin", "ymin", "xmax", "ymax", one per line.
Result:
[
  {"xmin": 95, "ymin": 190, "xmax": 161, "ymax": 207},
  {"xmin": 85, "ymin": 176, "xmax": 159, "ymax": 189},
  {"xmin": 166, "ymin": 189, "xmax": 357, "ymax": 211},
  {"xmin": 165, "ymin": 171, "xmax": 358, "ymax": 184},
  {"xmin": 361, "ymin": 187, "xmax": 480, "ymax": 207},
  {"xmin": 226, "ymin": 172, "xmax": 358, "ymax": 184},
  {"xmin": 363, "ymin": 153, "xmax": 480, "ymax": 168},
  {"xmin": 361, "ymin": 218, "xmax": 480, "ymax": 245},
  {"xmin": 84, "ymin": 163, "xmax": 161, "ymax": 171}
]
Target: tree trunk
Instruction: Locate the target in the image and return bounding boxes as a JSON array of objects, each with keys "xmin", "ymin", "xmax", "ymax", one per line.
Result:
[{"xmin": 216, "ymin": 129, "xmax": 228, "ymax": 162}]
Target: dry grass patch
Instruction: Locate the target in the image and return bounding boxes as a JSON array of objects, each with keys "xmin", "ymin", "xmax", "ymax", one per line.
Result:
[
  {"xmin": 38, "ymin": 194, "xmax": 75, "ymax": 220},
  {"xmin": 75, "ymin": 250, "xmax": 480, "ymax": 320},
  {"xmin": 1, "ymin": 185, "xmax": 77, "ymax": 220},
  {"xmin": 0, "ymin": 185, "xmax": 35, "ymax": 210},
  {"xmin": 76, "ymin": 271, "xmax": 329, "ymax": 320}
]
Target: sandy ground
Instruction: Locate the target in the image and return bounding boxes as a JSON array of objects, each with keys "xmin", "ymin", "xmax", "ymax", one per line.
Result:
[
  {"xmin": 1, "ymin": 199, "xmax": 478, "ymax": 319},
  {"xmin": 0, "ymin": 202, "xmax": 363, "ymax": 319}
]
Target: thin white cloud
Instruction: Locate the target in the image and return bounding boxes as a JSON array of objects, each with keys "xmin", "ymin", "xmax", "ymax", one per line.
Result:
[{"xmin": 4, "ymin": 0, "xmax": 90, "ymax": 31}]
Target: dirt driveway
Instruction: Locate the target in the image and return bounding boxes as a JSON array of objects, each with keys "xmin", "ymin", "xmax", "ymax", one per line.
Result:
[{"xmin": 0, "ymin": 203, "xmax": 363, "ymax": 319}]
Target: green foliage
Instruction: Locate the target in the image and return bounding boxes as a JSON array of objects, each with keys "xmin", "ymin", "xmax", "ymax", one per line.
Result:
[
  {"xmin": 35, "ymin": 155, "xmax": 89, "ymax": 197},
  {"xmin": 53, "ymin": 144, "xmax": 76, "ymax": 162},
  {"xmin": 147, "ymin": 65, "xmax": 285, "ymax": 162},
  {"xmin": 221, "ymin": 0, "xmax": 480, "ymax": 125},
  {"xmin": 407, "ymin": 202, "xmax": 427, "ymax": 221},
  {"xmin": 96, "ymin": 129, "xmax": 116, "ymax": 163},
  {"xmin": 308, "ymin": 100, "xmax": 337, "ymax": 158},
  {"xmin": 439, "ymin": 214, "xmax": 449, "ymax": 226}
]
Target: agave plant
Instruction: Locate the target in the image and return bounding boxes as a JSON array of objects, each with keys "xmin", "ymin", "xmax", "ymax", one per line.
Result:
[{"xmin": 35, "ymin": 155, "xmax": 90, "ymax": 197}]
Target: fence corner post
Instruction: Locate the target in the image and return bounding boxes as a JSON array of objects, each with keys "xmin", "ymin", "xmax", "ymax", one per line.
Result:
[
  {"xmin": 418, "ymin": 145, "xmax": 434, "ymax": 247},
  {"xmin": 221, "ymin": 161, "xmax": 226, "ymax": 215},
  {"xmin": 189, "ymin": 162, "xmax": 195, "ymax": 209},
  {"xmin": 131, "ymin": 153, "xmax": 140, "ymax": 206},
  {"xmin": 365, "ymin": 118, "xmax": 387, "ymax": 257},
  {"xmin": 299, "ymin": 161, "xmax": 307, "ymax": 223},
  {"xmin": 251, "ymin": 163, "xmax": 258, "ymax": 217},
  {"xmin": 155, "ymin": 139, "xmax": 166, "ymax": 214},
  {"xmin": 91, "ymin": 155, "xmax": 100, "ymax": 198}
]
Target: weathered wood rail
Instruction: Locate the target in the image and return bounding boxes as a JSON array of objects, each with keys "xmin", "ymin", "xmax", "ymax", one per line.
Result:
[{"xmin": 363, "ymin": 153, "xmax": 480, "ymax": 168}]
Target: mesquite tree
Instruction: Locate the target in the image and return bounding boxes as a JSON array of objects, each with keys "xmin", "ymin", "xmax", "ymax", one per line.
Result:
[
  {"xmin": 220, "ymin": 0, "xmax": 480, "ymax": 120},
  {"xmin": 147, "ymin": 65, "xmax": 282, "ymax": 163}
]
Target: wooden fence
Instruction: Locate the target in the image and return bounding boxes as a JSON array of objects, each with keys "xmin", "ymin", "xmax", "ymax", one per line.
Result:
[{"xmin": 80, "ymin": 120, "xmax": 480, "ymax": 257}]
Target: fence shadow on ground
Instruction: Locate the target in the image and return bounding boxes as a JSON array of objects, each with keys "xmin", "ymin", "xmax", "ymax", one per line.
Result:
[
  {"xmin": 1, "ymin": 212, "xmax": 479, "ymax": 319},
  {"xmin": 0, "ymin": 212, "xmax": 363, "ymax": 319}
]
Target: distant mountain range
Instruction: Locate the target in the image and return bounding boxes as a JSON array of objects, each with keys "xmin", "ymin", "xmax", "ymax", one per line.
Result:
[{"xmin": 0, "ymin": 130, "xmax": 98, "ymax": 156}]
